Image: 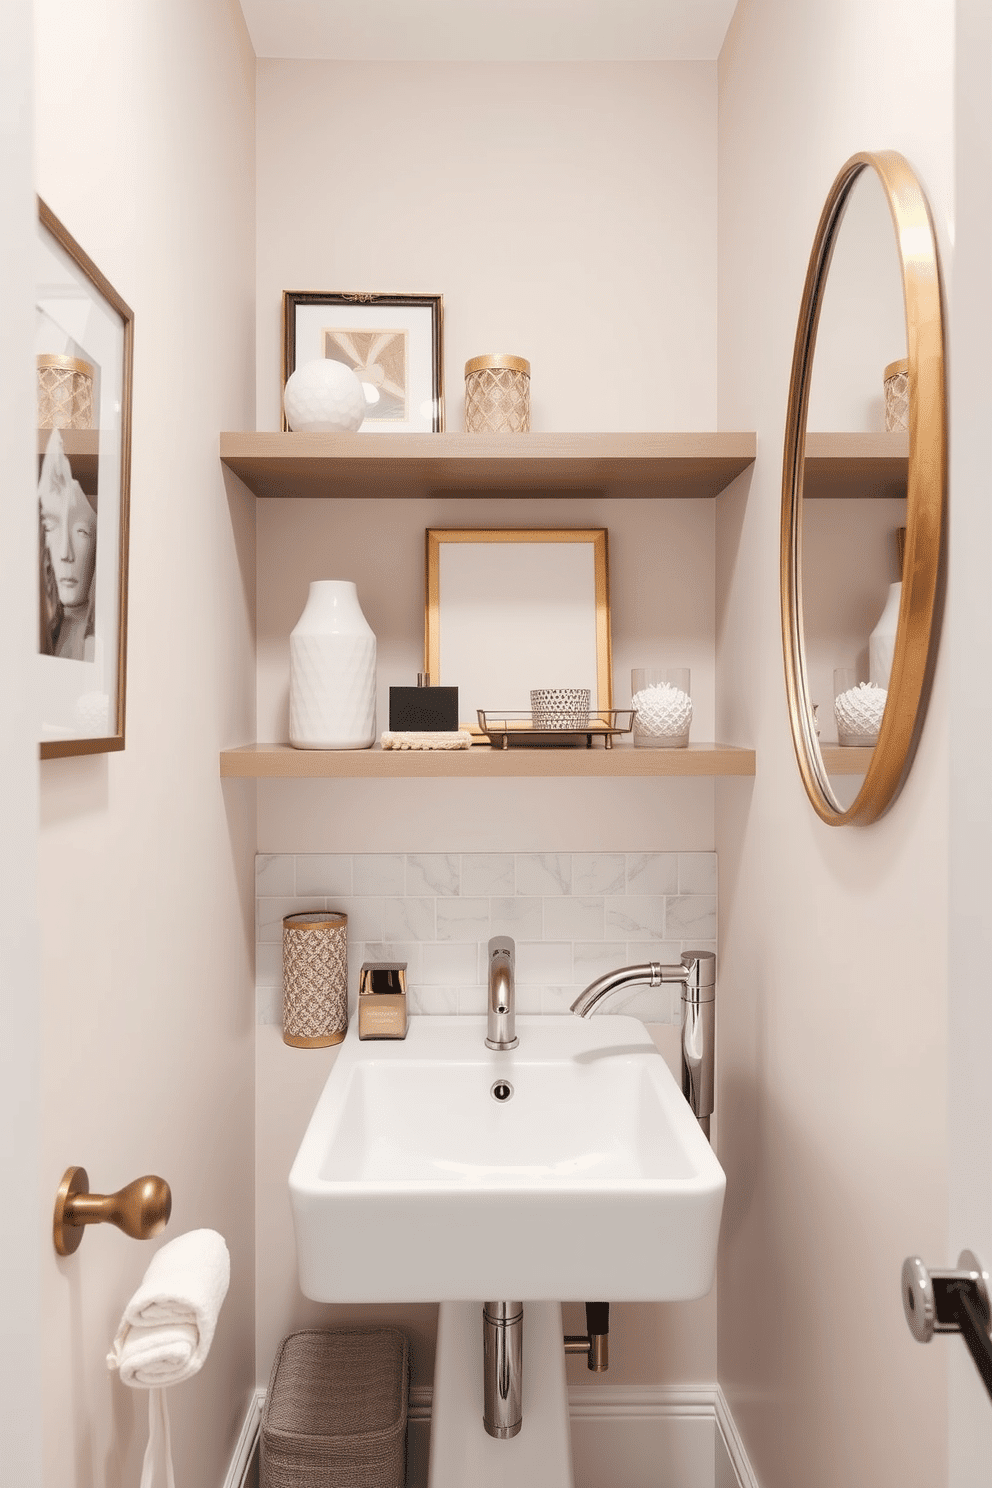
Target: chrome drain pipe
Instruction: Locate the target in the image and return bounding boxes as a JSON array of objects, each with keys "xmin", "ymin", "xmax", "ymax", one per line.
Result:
[{"xmin": 483, "ymin": 1300, "xmax": 523, "ymax": 1438}]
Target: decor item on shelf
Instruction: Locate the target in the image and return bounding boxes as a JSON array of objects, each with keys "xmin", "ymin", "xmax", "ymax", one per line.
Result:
[
  {"xmin": 477, "ymin": 708, "xmax": 634, "ymax": 750},
  {"xmin": 464, "ymin": 354, "xmax": 531, "ymax": 433},
  {"xmin": 380, "ymin": 729, "xmax": 473, "ymax": 750},
  {"xmin": 426, "ymin": 528, "xmax": 612, "ymax": 731},
  {"xmin": 884, "ymin": 357, "xmax": 909, "ymax": 432},
  {"xmin": 529, "ymin": 687, "xmax": 590, "ymax": 730},
  {"xmin": 389, "ymin": 672, "xmax": 458, "ymax": 731},
  {"xmin": 869, "ymin": 580, "xmax": 902, "ymax": 691},
  {"xmin": 289, "ymin": 580, "xmax": 376, "ymax": 749},
  {"xmin": 36, "ymin": 199, "xmax": 133, "ymax": 760},
  {"xmin": 833, "ymin": 670, "xmax": 886, "ymax": 746},
  {"xmin": 37, "ymin": 354, "xmax": 94, "ymax": 430},
  {"xmin": 282, "ymin": 911, "xmax": 348, "ymax": 1048},
  {"xmin": 283, "ymin": 358, "xmax": 366, "ymax": 433},
  {"xmin": 631, "ymin": 668, "xmax": 693, "ymax": 748},
  {"xmin": 283, "ymin": 291, "xmax": 444, "ymax": 433}
]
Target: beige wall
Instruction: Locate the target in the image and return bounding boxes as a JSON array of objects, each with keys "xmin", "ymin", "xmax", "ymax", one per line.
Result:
[
  {"xmin": 256, "ymin": 60, "xmax": 718, "ymax": 435},
  {"xmin": 0, "ymin": 0, "xmax": 43, "ymax": 1480},
  {"xmin": 716, "ymin": 2, "xmax": 952, "ymax": 1485},
  {"xmin": 253, "ymin": 59, "xmax": 725, "ymax": 1396},
  {"xmin": 948, "ymin": 2, "xmax": 992, "ymax": 1479},
  {"xmin": 33, "ymin": 4, "xmax": 258, "ymax": 1487}
]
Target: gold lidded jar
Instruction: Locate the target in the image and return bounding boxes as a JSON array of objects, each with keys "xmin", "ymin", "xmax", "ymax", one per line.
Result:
[
  {"xmin": 464, "ymin": 354, "xmax": 530, "ymax": 433},
  {"xmin": 37, "ymin": 354, "xmax": 95, "ymax": 430},
  {"xmin": 884, "ymin": 357, "xmax": 909, "ymax": 433},
  {"xmin": 282, "ymin": 910, "xmax": 348, "ymax": 1048}
]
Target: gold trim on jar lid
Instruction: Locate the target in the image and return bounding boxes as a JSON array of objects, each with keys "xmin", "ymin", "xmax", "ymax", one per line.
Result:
[
  {"xmin": 37, "ymin": 353, "xmax": 95, "ymax": 378},
  {"xmin": 465, "ymin": 354, "xmax": 530, "ymax": 376},
  {"xmin": 884, "ymin": 357, "xmax": 909, "ymax": 381},
  {"xmin": 283, "ymin": 911, "xmax": 347, "ymax": 931}
]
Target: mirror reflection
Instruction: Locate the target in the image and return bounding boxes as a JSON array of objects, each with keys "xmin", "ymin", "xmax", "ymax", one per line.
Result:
[{"xmin": 802, "ymin": 168, "xmax": 908, "ymax": 811}]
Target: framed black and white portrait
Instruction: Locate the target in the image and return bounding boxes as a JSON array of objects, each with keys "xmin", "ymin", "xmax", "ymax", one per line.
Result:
[{"xmin": 36, "ymin": 199, "xmax": 133, "ymax": 757}]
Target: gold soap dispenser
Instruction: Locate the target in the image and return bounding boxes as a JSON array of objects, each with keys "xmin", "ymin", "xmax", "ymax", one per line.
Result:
[{"xmin": 358, "ymin": 962, "xmax": 408, "ymax": 1040}]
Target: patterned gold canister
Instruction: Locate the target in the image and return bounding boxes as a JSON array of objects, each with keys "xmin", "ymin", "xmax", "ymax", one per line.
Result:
[
  {"xmin": 282, "ymin": 911, "xmax": 348, "ymax": 1048},
  {"xmin": 37, "ymin": 354, "xmax": 95, "ymax": 430},
  {"xmin": 464, "ymin": 354, "xmax": 530, "ymax": 433},
  {"xmin": 884, "ymin": 357, "xmax": 909, "ymax": 433}
]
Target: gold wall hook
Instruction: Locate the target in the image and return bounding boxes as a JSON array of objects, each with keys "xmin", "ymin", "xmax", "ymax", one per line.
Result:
[{"xmin": 53, "ymin": 1166, "xmax": 172, "ymax": 1256}]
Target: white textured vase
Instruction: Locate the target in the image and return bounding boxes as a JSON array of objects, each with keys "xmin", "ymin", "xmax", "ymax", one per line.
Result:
[
  {"xmin": 289, "ymin": 581, "xmax": 376, "ymax": 749},
  {"xmin": 869, "ymin": 581, "xmax": 902, "ymax": 690}
]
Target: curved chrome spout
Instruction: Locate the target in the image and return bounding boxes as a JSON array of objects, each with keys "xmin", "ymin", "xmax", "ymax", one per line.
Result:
[
  {"xmin": 571, "ymin": 952, "xmax": 717, "ymax": 1137},
  {"xmin": 570, "ymin": 963, "xmax": 664, "ymax": 1017},
  {"xmin": 487, "ymin": 936, "xmax": 517, "ymax": 1050}
]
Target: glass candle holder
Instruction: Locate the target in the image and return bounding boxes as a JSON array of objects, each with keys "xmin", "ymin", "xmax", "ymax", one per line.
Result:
[
  {"xmin": 631, "ymin": 667, "xmax": 692, "ymax": 749},
  {"xmin": 833, "ymin": 667, "xmax": 884, "ymax": 747}
]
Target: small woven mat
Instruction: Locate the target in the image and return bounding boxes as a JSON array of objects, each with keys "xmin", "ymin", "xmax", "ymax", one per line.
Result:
[{"xmin": 380, "ymin": 730, "xmax": 473, "ymax": 750}]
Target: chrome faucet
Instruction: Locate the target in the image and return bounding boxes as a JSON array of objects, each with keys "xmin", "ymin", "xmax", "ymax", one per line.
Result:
[
  {"xmin": 571, "ymin": 952, "xmax": 716, "ymax": 1137},
  {"xmin": 486, "ymin": 936, "xmax": 517, "ymax": 1050}
]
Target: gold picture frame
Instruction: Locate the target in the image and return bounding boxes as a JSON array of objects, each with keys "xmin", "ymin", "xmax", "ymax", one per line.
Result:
[
  {"xmin": 37, "ymin": 198, "xmax": 134, "ymax": 758},
  {"xmin": 426, "ymin": 529, "xmax": 612, "ymax": 732}
]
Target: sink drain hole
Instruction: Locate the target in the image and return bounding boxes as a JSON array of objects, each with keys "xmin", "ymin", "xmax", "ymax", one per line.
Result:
[{"xmin": 491, "ymin": 1080, "xmax": 514, "ymax": 1103}]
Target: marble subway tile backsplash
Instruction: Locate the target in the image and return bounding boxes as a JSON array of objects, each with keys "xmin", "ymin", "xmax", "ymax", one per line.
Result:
[{"xmin": 255, "ymin": 852, "xmax": 717, "ymax": 1026}]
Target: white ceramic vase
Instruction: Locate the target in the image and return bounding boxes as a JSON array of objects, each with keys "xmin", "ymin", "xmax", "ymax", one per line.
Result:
[
  {"xmin": 869, "ymin": 581, "xmax": 902, "ymax": 690},
  {"xmin": 289, "ymin": 581, "xmax": 376, "ymax": 749}
]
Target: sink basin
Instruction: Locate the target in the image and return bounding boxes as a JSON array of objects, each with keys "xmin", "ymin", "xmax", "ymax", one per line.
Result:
[{"xmin": 289, "ymin": 1014, "xmax": 725, "ymax": 1303}]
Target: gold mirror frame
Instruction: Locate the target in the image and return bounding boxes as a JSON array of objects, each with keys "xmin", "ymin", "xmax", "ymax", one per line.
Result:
[{"xmin": 781, "ymin": 150, "xmax": 947, "ymax": 825}]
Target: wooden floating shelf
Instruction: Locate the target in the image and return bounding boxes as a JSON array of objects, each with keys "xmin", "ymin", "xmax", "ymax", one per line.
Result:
[
  {"xmin": 803, "ymin": 432, "xmax": 908, "ymax": 499},
  {"xmin": 220, "ymin": 742, "xmax": 756, "ymax": 780},
  {"xmin": 819, "ymin": 745, "xmax": 873, "ymax": 774},
  {"xmin": 219, "ymin": 431, "xmax": 757, "ymax": 501}
]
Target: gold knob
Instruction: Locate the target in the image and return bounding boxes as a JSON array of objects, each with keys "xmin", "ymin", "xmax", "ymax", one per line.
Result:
[{"xmin": 53, "ymin": 1166, "xmax": 172, "ymax": 1256}]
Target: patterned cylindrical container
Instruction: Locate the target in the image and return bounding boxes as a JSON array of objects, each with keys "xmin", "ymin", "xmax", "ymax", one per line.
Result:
[
  {"xmin": 464, "ymin": 354, "xmax": 530, "ymax": 433},
  {"xmin": 282, "ymin": 911, "xmax": 348, "ymax": 1048},
  {"xmin": 37, "ymin": 354, "xmax": 95, "ymax": 429},
  {"xmin": 884, "ymin": 358, "xmax": 909, "ymax": 432}
]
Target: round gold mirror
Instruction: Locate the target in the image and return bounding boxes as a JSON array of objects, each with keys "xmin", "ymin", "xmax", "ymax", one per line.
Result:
[{"xmin": 781, "ymin": 150, "xmax": 947, "ymax": 825}]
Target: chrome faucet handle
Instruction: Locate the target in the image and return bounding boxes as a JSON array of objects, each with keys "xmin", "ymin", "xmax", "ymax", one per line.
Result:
[{"xmin": 486, "ymin": 936, "xmax": 517, "ymax": 1050}]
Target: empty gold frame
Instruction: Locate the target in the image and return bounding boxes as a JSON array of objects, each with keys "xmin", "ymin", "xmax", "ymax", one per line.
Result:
[
  {"xmin": 781, "ymin": 151, "xmax": 947, "ymax": 825},
  {"xmin": 425, "ymin": 529, "xmax": 612, "ymax": 731}
]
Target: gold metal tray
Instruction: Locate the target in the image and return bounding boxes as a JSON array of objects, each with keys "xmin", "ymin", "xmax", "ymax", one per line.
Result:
[{"xmin": 477, "ymin": 710, "xmax": 635, "ymax": 750}]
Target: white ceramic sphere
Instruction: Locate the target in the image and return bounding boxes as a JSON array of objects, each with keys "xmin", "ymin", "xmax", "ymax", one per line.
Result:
[{"xmin": 284, "ymin": 359, "xmax": 366, "ymax": 433}]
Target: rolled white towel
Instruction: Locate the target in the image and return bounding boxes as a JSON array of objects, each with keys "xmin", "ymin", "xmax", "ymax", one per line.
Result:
[{"xmin": 108, "ymin": 1229, "xmax": 230, "ymax": 1388}]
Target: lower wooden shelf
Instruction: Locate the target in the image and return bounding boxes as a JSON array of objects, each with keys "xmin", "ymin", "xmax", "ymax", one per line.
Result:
[
  {"xmin": 220, "ymin": 742, "xmax": 756, "ymax": 780},
  {"xmin": 819, "ymin": 745, "xmax": 873, "ymax": 774}
]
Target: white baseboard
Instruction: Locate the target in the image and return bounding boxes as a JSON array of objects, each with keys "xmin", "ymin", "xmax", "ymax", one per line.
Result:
[
  {"xmin": 232, "ymin": 1383, "xmax": 759, "ymax": 1488},
  {"xmin": 223, "ymin": 1389, "xmax": 264, "ymax": 1488},
  {"xmin": 714, "ymin": 1385, "xmax": 761, "ymax": 1488}
]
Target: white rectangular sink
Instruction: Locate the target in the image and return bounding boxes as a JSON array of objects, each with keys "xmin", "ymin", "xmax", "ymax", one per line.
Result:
[{"xmin": 290, "ymin": 1015, "xmax": 725, "ymax": 1303}]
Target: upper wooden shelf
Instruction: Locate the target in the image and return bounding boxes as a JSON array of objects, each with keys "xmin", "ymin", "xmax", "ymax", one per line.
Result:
[
  {"xmin": 220, "ymin": 741, "xmax": 756, "ymax": 780},
  {"xmin": 803, "ymin": 431, "xmax": 908, "ymax": 499},
  {"xmin": 219, "ymin": 431, "xmax": 756, "ymax": 500}
]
